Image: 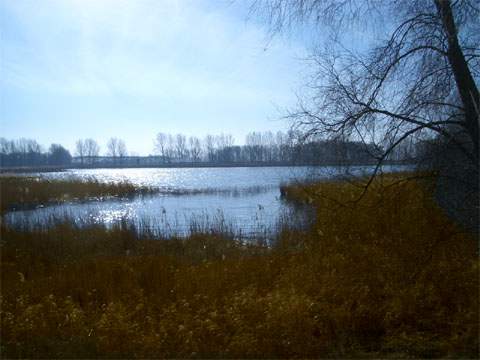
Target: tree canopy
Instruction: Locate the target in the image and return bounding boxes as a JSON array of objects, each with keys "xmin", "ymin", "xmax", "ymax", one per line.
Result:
[{"xmin": 254, "ymin": 0, "xmax": 479, "ymax": 170}]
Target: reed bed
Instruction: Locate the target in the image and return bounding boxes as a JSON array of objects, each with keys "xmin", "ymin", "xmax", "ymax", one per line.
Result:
[
  {"xmin": 0, "ymin": 174, "xmax": 478, "ymax": 358},
  {"xmin": 0, "ymin": 176, "xmax": 272, "ymax": 215},
  {"xmin": 0, "ymin": 176, "xmax": 157, "ymax": 213}
]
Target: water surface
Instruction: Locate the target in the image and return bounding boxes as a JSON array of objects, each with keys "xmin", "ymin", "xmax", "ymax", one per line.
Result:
[{"xmin": 4, "ymin": 165, "xmax": 406, "ymax": 238}]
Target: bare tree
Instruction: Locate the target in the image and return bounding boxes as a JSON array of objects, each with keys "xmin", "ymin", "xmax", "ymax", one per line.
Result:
[
  {"xmin": 106, "ymin": 138, "xmax": 119, "ymax": 158},
  {"xmin": 263, "ymin": 131, "xmax": 275, "ymax": 162},
  {"xmin": 254, "ymin": 0, "xmax": 479, "ymax": 227},
  {"xmin": 15, "ymin": 138, "xmax": 29, "ymax": 165},
  {"xmin": 154, "ymin": 132, "xmax": 168, "ymax": 162},
  {"xmin": 275, "ymin": 130, "xmax": 289, "ymax": 161},
  {"xmin": 48, "ymin": 144, "xmax": 72, "ymax": 165},
  {"xmin": 217, "ymin": 133, "xmax": 235, "ymax": 149},
  {"xmin": 216, "ymin": 133, "xmax": 236, "ymax": 162},
  {"xmin": 84, "ymin": 139, "xmax": 100, "ymax": 164},
  {"xmin": 75, "ymin": 139, "xmax": 86, "ymax": 165},
  {"xmin": 0, "ymin": 138, "xmax": 14, "ymax": 155},
  {"xmin": 117, "ymin": 140, "xmax": 127, "ymax": 158},
  {"xmin": 188, "ymin": 136, "xmax": 202, "ymax": 162},
  {"xmin": 204, "ymin": 134, "xmax": 216, "ymax": 162},
  {"xmin": 175, "ymin": 134, "xmax": 187, "ymax": 160},
  {"xmin": 166, "ymin": 134, "xmax": 175, "ymax": 162},
  {"xmin": 107, "ymin": 138, "xmax": 127, "ymax": 164},
  {"xmin": 245, "ymin": 132, "xmax": 265, "ymax": 162},
  {"xmin": 0, "ymin": 138, "xmax": 9, "ymax": 155},
  {"xmin": 256, "ymin": 1, "xmax": 478, "ymax": 168},
  {"xmin": 0, "ymin": 138, "xmax": 45, "ymax": 167},
  {"xmin": 26, "ymin": 139, "xmax": 42, "ymax": 154}
]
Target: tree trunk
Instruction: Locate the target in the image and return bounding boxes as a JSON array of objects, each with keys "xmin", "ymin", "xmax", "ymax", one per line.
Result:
[{"xmin": 435, "ymin": 0, "xmax": 479, "ymax": 160}]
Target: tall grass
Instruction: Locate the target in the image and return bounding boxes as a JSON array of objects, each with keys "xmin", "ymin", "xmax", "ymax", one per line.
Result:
[
  {"xmin": 0, "ymin": 176, "xmax": 156, "ymax": 213},
  {"xmin": 0, "ymin": 175, "xmax": 478, "ymax": 358},
  {"xmin": 0, "ymin": 176, "xmax": 272, "ymax": 215}
]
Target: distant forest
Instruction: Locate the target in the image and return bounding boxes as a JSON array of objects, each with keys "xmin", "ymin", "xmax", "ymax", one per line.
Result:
[{"xmin": 0, "ymin": 131, "xmax": 415, "ymax": 168}]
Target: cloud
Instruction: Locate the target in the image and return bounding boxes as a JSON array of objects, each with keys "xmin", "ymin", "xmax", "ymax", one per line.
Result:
[
  {"xmin": 1, "ymin": 0, "xmax": 306, "ymax": 101},
  {"xmin": 0, "ymin": 0, "xmax": 308, "ymax": 154}
]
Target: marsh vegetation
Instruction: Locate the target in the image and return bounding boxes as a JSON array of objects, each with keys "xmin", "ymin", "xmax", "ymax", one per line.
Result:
[
  {"xmin": 1, "ymin": 172, "xmax": 478, "ymax": 358},
  {"xmin": 0, "ymin": 176, "xmax": 157, "ymax": 214}
]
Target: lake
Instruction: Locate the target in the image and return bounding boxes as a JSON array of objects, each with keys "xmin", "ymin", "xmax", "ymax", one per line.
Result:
[{"xmin": 3, "ymin": 165, "xmax": 406, "ymax": 239}]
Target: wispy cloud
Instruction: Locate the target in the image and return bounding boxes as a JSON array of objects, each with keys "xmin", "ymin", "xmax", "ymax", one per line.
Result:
[{"xmin": 1, "ymin": 0, "xmax": 307, "ymax": 154}]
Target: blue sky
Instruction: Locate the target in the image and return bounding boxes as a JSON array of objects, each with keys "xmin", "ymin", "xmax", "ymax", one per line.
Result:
[{"xmin": 0, "ymin": 0, "xmax": 311, "ymax": 155}]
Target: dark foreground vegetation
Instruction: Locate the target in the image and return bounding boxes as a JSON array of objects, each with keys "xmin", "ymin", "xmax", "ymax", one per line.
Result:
[
  {"xmin": 0, "ymin": 176, "xmax": 156, "ymax": 214},
  {"xmin": 1, "ymin": 174, "xmax": 478, "ymax": 358}
]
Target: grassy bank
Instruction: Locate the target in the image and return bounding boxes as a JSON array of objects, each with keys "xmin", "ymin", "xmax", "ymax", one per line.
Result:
[
  {"xmin": 0, "ymin": 176, "xmax": 156, "ymax": 214},
  {"xmin": 0, "ymin": 175, "xmax": 478, "ymax": 358}
]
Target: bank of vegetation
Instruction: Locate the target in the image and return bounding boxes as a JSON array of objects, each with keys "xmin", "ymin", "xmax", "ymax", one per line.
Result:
[
  {"xmin": 1, "ymin": 174, "xmax": 477, "ymax": 358},
  {"xmin": 0, "ymin": 176, "xmax": 156, "ymax": 214}
]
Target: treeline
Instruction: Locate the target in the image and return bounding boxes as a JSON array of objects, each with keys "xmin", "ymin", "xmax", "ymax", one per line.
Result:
[
  {"xmin": 74, "ymin": 138, "xmax": 126, "ymax": 165},
  {"xmin": 0, "ymin": 138, "xmax": 72, "ymax": 167},
  {"xmin": 0, "ymin": 137, "xmax": 124, "ymax": 168},
  {"xmin": 152, "ymin": 131, "xmax": 382, "ymax": 164},
  {"xmin": 1, "ymin": 132, "xmax": 390, "ymax": 168}
]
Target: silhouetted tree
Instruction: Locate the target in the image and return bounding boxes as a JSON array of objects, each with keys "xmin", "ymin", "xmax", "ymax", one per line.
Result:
[
  {"xmin": 106, "ymin": 137, "xmax": 127, "ymax": 164},
  {"xmin": 48, "ymin": 144, "xmax": 72, "ymax": 166},
  {"xmin": 254, "ymin": 0, "xmax": 479, "ymax": 185},
  {"xmin": 106, "ymin": 138, "xmax": 119, "ymax": 158},
  {"xmin": 0, "ymin": 138, "xmax": 46, "ymax": 167},
  {"xmin": 84, "ymin": 138, "xmax": 100, "ymax": 164},
  {"xmin": 75, "ymin": 139, "xmax": 86, "ymax": 165},
  {"xmin": 204, "ymin": 134, "xmax": 216, "ymax": 162},
  {"xmin": 252, "ymin": 0, "xmax": 479, "ymax": 233},
  {"xmin": 175, "ymin": 134, "xmax": 187, "ymax": 160},
  {"xmin": 188, "ymin": 136, "xmax": 202, "ymax": 162},
  {"xmin": 117, "ymin": 140, "xmax": 127, "ymax": 160},
  {"xmin": 154, "ymin": 132, "xmax": 168, "ymax": 162}
]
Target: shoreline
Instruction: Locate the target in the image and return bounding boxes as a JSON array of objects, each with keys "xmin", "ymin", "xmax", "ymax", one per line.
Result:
[{"xmin": 0, "ymin": 160, "xmax": 411, "ymax": 174}]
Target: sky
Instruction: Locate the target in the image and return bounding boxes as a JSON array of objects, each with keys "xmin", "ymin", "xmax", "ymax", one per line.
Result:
[{"xmin": 0, "ymin": 0, "xmax": 311, "ymax": 155}]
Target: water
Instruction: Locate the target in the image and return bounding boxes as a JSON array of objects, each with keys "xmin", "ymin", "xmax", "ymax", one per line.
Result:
[{"xmin": 3, "ymin": 165, "xmax": 406, "ymax": 238}]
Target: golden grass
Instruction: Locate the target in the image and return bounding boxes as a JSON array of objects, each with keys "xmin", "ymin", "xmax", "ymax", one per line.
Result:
[
  {"xmin": 0, "ymin": 176, "xmax": 156, "ymax": 213},
  {"xmin": 0, "ymin": 175, "xmax": 478, "ymax": 358}
]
